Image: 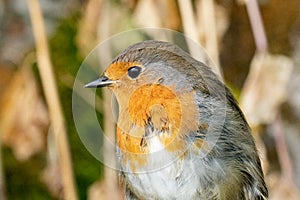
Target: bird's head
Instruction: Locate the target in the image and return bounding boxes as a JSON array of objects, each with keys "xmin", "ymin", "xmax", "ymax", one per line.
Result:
[{"xmin": 84, "ymin": 40, "xmax": 205, "ymax": 103}]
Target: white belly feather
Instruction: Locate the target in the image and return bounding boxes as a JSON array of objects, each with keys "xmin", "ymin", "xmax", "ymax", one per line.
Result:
[{"xmin": 123, "ymin": 136, "xmax": 200, "ymax": 199}]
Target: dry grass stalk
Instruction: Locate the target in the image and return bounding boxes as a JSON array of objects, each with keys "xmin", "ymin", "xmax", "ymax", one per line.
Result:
[
  {"xmin": 177, "ymin": 0, "xmax": 201, "ymax": 59},
  {"xmin": 97, "ymin": 3, "xmax": 120, "ymax": 199},
  {"xmin": 198, "ymin": 0, "xmax": 221, "ymax": 76},
  {"xmin": 27, "ymin": 0, "xmax": 78, "ymax": 199},
  {"xmin": 177, "ymin": 0, "xmax": 198, "ymax": 42},
  {"xmin": 77, "ymin": 0, "xmax": 104, "ymax": 56},
  {"xmin": 87, "ymin": 1, "xmax": 121, "ymax": 199},
  {"xmin": 134, "ymin": 0, "xmax": 162, "ymax": 28},
  {"xmin": 178, "ymin": 0, "xmax": 222, "ymax": 77}
]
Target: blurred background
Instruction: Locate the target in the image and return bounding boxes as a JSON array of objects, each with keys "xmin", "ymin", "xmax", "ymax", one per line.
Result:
[{"xmin": 0, "ymin": 0, "xmax": 300, "ymax": 199}]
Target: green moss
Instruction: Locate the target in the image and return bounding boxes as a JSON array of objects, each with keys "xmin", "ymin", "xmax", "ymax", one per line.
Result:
[{"xmin": 3, "ymin": 148, "xmax": 52, "ymax": 200}]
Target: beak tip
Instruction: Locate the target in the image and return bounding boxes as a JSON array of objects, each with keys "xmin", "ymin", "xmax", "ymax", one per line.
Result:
[
  {"xmin": 83, "ymin": 83, "xmax": 94, "ymax": 88},
  {"xmin": 84, "ymin": 81, "xmax": 98, "ymax": 88},
  {"xmin": 84, "ymin": 76, "xmax": 115, "ymax": 88}
]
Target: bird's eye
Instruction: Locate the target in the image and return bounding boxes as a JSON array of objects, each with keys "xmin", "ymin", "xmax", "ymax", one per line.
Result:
[{"xmin": 128, "ymin": 66, "xmax": 142, "ymax": 79}]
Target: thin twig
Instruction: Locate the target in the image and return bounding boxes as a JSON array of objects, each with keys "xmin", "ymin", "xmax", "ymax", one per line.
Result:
[
  {"xmin": 26, "ymin": 0, "xmax": 78, "ymax": 199},
  {"xmin": 273, "ymin": 113, "xmax": 295, "ymax": 187},
  {"xmin": 246, "ymin": 0, "xmax": 268, "ymax": 53}
]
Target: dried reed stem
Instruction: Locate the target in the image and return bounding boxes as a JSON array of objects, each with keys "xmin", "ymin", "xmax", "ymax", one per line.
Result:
[
  {"xmin": 96, "ymin": 1, "xmax": 120, "ymax": 198},
  {"xmin": 177, "ymin": 0, "xmax": 200, "ymax": 59},
  {"xmin": 178, "ymin": 0, "xmax": 222, "ymax": 77},
  {"xmin": 199, "ymin": 0, "xmax": 221, "ymax": 76},
  {"xmin": 27, "ymin": 0, "xmax": 78, "ymax": 199}
]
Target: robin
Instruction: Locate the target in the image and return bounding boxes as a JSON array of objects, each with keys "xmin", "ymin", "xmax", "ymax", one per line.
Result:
[{"xmin": 85, "ymin": 40, "xmax": 268, "ymax": 199}]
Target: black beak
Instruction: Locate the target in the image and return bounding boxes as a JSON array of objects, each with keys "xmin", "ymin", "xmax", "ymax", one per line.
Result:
[{"xmin": 84, "ymin": 76, "xmax": 115, "ymax": 88}]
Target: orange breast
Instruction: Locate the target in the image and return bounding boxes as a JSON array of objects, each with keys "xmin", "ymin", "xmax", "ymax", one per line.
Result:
[
  {"xmin": 116, "ymin": 84, "xmax": 201, "ymax": 170},
  {"xmin": 129, "ymin": 85, "xmax": 183, "ymax": 151},
  {"xmin": 128, "ymin": 84, "xmax": 182, "ymax": 128},
  {"xmin": 117, "ymin": 84, "xmax": 188, "ymax": 154}
]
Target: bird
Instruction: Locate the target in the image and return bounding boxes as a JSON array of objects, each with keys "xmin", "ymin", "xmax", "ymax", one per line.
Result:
[{"xmin": 85, "ymin": 40, "xmax": 268, "ymax": 200}]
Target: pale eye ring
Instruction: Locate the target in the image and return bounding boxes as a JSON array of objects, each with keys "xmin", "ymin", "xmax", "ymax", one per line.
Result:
[{"xmin": 128, "ymin": 66, "xmax": 142, "ymax": 79}]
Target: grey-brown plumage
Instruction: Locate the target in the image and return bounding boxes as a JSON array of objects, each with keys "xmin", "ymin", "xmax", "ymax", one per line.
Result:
[{"xmin": 86, "ymin": 40, "xmax": 268, "ymax": 199}]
